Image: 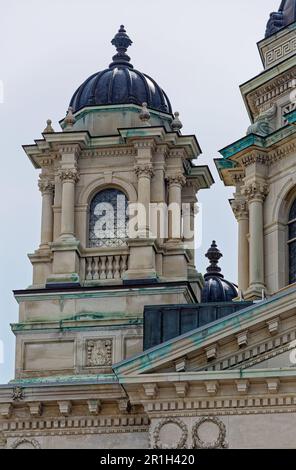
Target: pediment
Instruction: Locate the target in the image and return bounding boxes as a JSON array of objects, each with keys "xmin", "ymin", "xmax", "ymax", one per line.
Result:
[{"xmin": 114, "ymin": 286, "xmax": 296, "ymax": 377}]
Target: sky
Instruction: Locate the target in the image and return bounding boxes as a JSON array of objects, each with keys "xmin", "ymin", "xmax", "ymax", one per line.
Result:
[{"xmin": 0, "ymin": 0, "xmax": 280, "ymax": 383}]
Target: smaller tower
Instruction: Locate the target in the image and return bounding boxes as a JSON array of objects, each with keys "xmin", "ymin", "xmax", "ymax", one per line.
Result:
[{"xmin": 201, "ymin": 241, "xmax": 238, "ymax": 303}]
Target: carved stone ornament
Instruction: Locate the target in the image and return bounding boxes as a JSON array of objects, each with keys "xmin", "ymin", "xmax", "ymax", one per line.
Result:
[
  {"xmin": 0, "ymin": 433, "xmax": 7, "ymax": 449},
  {"xmin": 86, "ymin": 339, "xmax": 112, "ymax": 367},
  {"xmin": 231, "ymin": 200, "xmax": 248, "ymax": 220},
  {"xmin": 10, "ymin": 438, "xmax": 41, "ymax": 449},
  {"xmin": 152, "ymin": 418, "xmax": 188, "ymax": 449},
  {"xmin": 247, "ymin": 104, "xmax": 277, "ymax": 137},
  {"xmin": 166, "ymin": 174, "xmax": 186, "ymax": 188},
  {"xmin": 58, "ymin": 168, "xmax": 80, "ymax": 183},
  {"xmin": 38, "ymin": 178, "xmax": 55, "ymax": 194},
  {"xmin": 12, "ymin": 386, "xmax": 24, "ymax": 401},
  {"xmin": 241, "ymin": 182, "xmax": 269, "ymax": 202},
  {"xmin": 192, "ymin": 416, "xmax": 228, "ymax": 449},
  {"xmin": 134, "ymin": 165, "xmax": 154, "ymax": 178}
]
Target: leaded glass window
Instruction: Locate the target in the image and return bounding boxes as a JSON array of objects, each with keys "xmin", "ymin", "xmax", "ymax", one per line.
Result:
[
  {"xmin": 89, "ymin": 189, "xmax": 128, "ymax": 248},
  {"xmin": 288, "ymin": 199, "xmax": 296, "ymax": 284}
]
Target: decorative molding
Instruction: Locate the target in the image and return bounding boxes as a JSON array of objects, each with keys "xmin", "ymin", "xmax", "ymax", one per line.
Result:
[
  {"xmin": 10, "ymin": 438, "xmax": 41, "ymax": 449},
  {"xmin": 1, "ymin": 415, "xmax": 149, "ymax": 436},
  {"xmin": 152, "ymin": 418, "xmax": 188, "ymax": 449},
  {"xmin": 86, "ymin": 339, "xmax": 112, "ymax": 367},
  {"xmin": 118, "ymin": 399, "xmax": 132, "ymax": 414},
  {"xmin": 265, "ymin": 37, "xmax": 296, "ymax": 68},
  {"xmin": 82, "ymin": 148, "xmax": 137, "ymax": 158},
  {"xmin": 192, "ymin": 417, "xmax": 228, "ymax": 449},
  {"xmin": 241, "ymin": 152, "xmax": 268, "ymax": 167},
  {"xmin": 246, "ymin": 70, "xmax": 296, "ymax": 117}
]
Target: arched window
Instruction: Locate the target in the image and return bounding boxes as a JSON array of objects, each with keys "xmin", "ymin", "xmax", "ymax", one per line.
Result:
[
  {"xmin": 288, "ymin": 199, "xmax": 296, "ymax": 284},
  {"xmin": 88, "ymin": 188, "xmax": 128, "ymax": 248}
]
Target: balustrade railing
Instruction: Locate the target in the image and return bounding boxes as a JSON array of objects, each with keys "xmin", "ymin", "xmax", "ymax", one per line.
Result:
[{"xmin": 85, "ymin": 253, "xmax": 129, "ymax": 281}]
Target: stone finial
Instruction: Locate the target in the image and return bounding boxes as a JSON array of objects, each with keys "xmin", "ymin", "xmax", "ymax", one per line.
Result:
[
  {"xmin": 110, "ymin": 25, "xmax": 133, "ymax": 68},
  {"xmin": 139, "ymin": 102, "xmax": 151, "ymax": 125},
  {"xmin": 171, "ymin": 112, "xmax": 183, "ymax": 132},
  {"xmin": 64, "ymin": 106, "xmax": 76, "ymax": 131},
  {"xmin": 43, "ymin": 119, "xmax": 54, "ymax": 133},
  {"xmin": 205, "ymin": 241, "xmax": 223, "ymax": 277}
]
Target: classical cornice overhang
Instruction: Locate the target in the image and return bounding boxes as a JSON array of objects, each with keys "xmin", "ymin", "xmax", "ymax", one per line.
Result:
[
  {"xmin": 240, "ymin": 54, "xmax": 296, "ymax": 121},
  {"xmin": 113, "ymin": 284, "xmax": 296, "ymax": 377},
  {"xmin": 185, "ymin": 165, "xmax": 214, "ymax": 190},
  {"xmin": 118, "ymin": 126, "xmax": 202, "ymax": 159},
  {"xmin": 23, "ymin": 126, "xmax": 202, "ymax": 169},
  {"xmin": 216, "ymin": 122, "xmax": 296, "ymax": 186}
]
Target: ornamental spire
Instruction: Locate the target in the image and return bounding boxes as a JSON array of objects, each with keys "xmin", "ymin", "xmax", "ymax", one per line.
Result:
[
  {"xmin": 204, "ymin": 241, "xmax": 224, "ymax": 278},
  {"xmin": 110, "ymin": 25, "xmax": 133, "ymax": 68}
]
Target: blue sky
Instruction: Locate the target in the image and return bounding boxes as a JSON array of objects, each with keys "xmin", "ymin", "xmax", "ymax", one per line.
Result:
[{"xmin": 0, "ymin": 0, "xmax": 280, "ymax": 383}]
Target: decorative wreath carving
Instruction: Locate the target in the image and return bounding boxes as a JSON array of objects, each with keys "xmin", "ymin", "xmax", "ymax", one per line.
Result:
[
  {"xmin": 152, "ymin": 417, "xmax": 188, "ymax": 449},
  {"xmin": 192, "ymin": 416, "xmax": 228, "ymax": 449},
  {"xmin": 10, "ymin": 438, "xmax": 41, "ymax": 449}
]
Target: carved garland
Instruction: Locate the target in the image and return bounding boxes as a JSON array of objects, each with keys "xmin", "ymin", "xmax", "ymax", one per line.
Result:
[
  {"xmin": 192, "ymin": 417, "xmax": 228, "ymax": 449},
  {"xmin": 10, "ymin": 438, "xmax": 41, "ymax": 449},
  {"xmin": 152, "ymin": 418, "xmax": 188, "ymax": 449}
]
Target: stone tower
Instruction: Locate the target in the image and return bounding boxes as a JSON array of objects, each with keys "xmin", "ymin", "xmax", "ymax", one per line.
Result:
[
  {"xmin": 11, "ymin": 28, "xmax": 213, "ymax": 386},
  {"xmin": 216, "ymin": 1, "xmax": 296, "ymax": 299}
]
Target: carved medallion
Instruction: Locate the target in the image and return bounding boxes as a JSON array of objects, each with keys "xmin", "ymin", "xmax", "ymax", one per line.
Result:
[
  {"xmin": 86, "ymin": 339, "xmax": 112, "ymax": 367},
  {"xmin": 192, "ymin": 416, "xmax": 228, "ymax": 449}
]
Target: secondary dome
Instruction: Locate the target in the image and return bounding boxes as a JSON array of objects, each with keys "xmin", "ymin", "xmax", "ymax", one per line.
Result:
[
  {"xmin": 201, "ymin": 241, "xmax": 238, "ymax": 303},
  {"xmin": 70, "ymin": 26, "xmax": 172, "ymax": 114},
  {"xmin": 265, "ymin": 0, "xmax": 296, "ymax": 37}
]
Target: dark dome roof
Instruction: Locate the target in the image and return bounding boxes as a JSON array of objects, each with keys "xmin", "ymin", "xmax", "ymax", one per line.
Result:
[
  {"xmin": 201, "ymin": 241, "xmax": 238, "ymax": 303},
  {"xmin": 70, "ymin": 26, "xmax": 172, "ymax": 114},
  {"xmin": 265, "ymin": 0, "xmax": 296, "ymax": 37}
]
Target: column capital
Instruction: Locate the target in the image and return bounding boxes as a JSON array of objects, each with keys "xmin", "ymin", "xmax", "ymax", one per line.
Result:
[
  {"xmin": 231, "ymin": 199, "xmax": 248, "ymax": 220},
  {"xmin": 38, "ymin": 178, "xmax": 55, "ymax": 195},
  {"xmin": 134, "ymin": 164, "xmax": 154, "ymax": 179},
  {"xmin": 241, "ymin": 181, "xmax": 269, "ymax": 202},
  {"xmin": 58, "ymin": 168, "xmax": 80, "ymax": 183},
  {"xmin": 166, "ymin": 174, "xmax": 186, "ymax": 188}
]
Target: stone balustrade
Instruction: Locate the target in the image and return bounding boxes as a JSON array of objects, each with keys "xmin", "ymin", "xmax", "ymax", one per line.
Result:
[{"xmin": 85, "ymin": 253, "xmax": 129, "ymax": 282}]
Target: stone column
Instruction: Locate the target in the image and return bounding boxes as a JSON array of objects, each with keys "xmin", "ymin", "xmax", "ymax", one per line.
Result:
[
  {"xmin": 243, "ymin": 182, "xmax": 268, "ymax": 299},
  {"xmin": 58, "ymin": 167, "xmax": 79, "ymax": 240},
  {"xmin": 135, "ymin": 164, "xmax": 154, "ymax": 237},
  {"xmin": 231, "ymin": 199, "xmax": 249, "ymax": 295},
  {"xmin": 38, "ymin": 178, "xmax": 54, "ymax": 249},
  {"xmin": 167, "ymin": 174, "xmax": 186, "ymax": 241}
]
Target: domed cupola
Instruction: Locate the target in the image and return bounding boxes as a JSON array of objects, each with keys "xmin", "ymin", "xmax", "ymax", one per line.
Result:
[
  {"xmin": 265, "ymin": 0, "xmax": 296, "ymax": 38},
  {"xmin": 70, "ymin": 25, "xmax": 172, "ymax": 114},
  {"xmin": 201, "ymin": 241, "xmax": 238, "ymax": 303}
]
